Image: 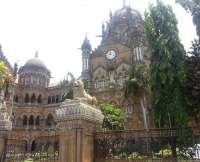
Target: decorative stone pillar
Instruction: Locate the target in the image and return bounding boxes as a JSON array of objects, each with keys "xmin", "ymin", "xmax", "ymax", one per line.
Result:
[
  {"xmin": 0, "ymin": 90, "xmax": 12, "ymax": 160},
  {"xmin": 56, "ymin": 99, "xmax": 103, "ymax": 162}
]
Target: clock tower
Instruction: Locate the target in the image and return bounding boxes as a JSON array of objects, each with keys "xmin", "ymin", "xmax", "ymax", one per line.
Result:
[{"xmin": 80, "ymin": 4, "xmax": 151, "ymax": 129}]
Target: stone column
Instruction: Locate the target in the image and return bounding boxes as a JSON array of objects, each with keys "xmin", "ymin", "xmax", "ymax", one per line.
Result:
[
  {"xmin": 59, "ymin": 131, "xmax": 76, "ymax": 162},
  {"xmin": 56, "ymin": 99, "xmax": 104, "ymax": 162},
  {"xmin": 0, "ymin": 91, "xmax": 12, "ymax": 160},
  {"xmin": 0, "ymin": 134, "xmax": 6, "ymax": 160}
]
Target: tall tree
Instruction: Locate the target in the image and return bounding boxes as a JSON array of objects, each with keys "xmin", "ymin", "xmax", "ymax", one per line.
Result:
[
  {"xmin": 176, "ymin": 0, "xmax": 200, "ymax": 37},
  {"xmin": 145, "ymin": 1, "xmax": 189, "ymax": 158},
  {"xmin": 185, "ymin": 39, "xmax": 200, "ymax": 123},
  {"xmin": 176, "ymin": 0, "xmax": 200, "ymax": 124},
  {"xmin": 144, "ymin": 0, "xmax": 187, "ymax": 129}
]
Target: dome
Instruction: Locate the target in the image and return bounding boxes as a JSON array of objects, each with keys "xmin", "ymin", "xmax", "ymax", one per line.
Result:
[
  {"xmin": 114, "ymin": 6, "xmax": 141, "ymax": 19},
  {"xmin": 24, "ymin": 58, "xmax": 47, "ymax": 69}
]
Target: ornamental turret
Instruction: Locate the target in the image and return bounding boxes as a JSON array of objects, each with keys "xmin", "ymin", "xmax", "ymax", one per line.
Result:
[{"xmin": 81, "ymin": 36, "xmax": 91, "ymax": 81}]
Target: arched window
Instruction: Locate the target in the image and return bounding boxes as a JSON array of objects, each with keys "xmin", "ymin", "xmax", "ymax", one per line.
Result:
[
  {"xmin": 56, "ymin": 95, "xmax": 59, "ymax": 103},
  {"xmin": 48, "ymin": 96, "xmax": 51, "ymax": 104},
  {"xmin": 14, "ymin": 95, "xmax": 18, "ymax": 103},
  {"xmin": 31, "ymin": 94, "xmax": 36, "ymax": 103},
  {"xmin": 46, "ymin": 114, "xmax": 55, "ymax": 127},
  {"xmin": 23, "ymin": 115, "xmax": 28, "ymax": 126},
  {"xmin": 35, "ymin": 116, "xmax": 40, "ymax": 126},
  {"xmin": 24, "ymin": 94, "xmax": 29, "ymax": 103},
  {"xmin": 52, "ymin": 96, "xmax": 55, "ymax": 103},
  {"xmin": 29, "ymin": 115, "xmax": 34, "ymax": 126},
  {"xmin": 37, "ymin": 94, "xmax": 42, "ymax": 103}
]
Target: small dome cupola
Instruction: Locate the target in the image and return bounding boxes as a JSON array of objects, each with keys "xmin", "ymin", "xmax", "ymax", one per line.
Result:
[
  {"xmin": 81, "ymin": 36, "xmax": 92, "ymax": 51},
  {"xmin": 18, "ymin": 51, "xmax": 51, "ymax": 88}
]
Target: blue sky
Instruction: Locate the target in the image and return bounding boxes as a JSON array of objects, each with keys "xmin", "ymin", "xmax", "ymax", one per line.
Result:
[{"xmin": 0, "ymin": 0, "xmax": 197, "ymax": 83}]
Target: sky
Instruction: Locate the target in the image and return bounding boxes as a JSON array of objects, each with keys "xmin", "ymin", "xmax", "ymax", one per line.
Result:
[{"xmin": 0, "ymin": 0, "xmax": 197, "ymax": 83}]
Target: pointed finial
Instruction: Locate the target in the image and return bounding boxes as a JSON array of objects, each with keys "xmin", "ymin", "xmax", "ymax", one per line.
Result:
[
  {"xmin": 84, "ymin": 33, "xmax": 88, "ymax": 41},
  {"xmin": 123, "ymin": 0, "xmax": 126, "ymax": 7},
  {"xmin": 109, "ymin": 9, "xmax": 112, "ymax": 18},
  {"xmin": 35, "ymin": 51, "xmax": 38, "ymax": 58}
]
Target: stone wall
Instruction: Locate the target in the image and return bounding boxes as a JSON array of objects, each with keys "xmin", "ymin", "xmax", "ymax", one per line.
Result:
[{"xmin": 95, "ymin": 159, "xmax": 196, "ymax": 162}]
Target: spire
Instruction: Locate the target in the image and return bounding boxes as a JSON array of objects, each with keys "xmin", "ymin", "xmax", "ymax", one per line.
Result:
[
  {"xmin": 81, "ymin": 35, "xmax": 92, "ymax": 51},
  {"xmin": 109, "ymin": 9, "xmax": 112, "ymax": 18},
  {"xmin": 102, "ymin": 22, "xmax": 105, "ymax": 36},
  {"xmin": 35, "ymin": 51, "xmax": 38, "ymax": 58},
  {"xmin": 123, "ymin": 0, "xmax": 127, "ymax": 7}
]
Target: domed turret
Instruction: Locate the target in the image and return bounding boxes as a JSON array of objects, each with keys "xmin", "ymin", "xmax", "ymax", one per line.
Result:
[
  {"xmin": 102, "ymin": 4, "xmax": 145, "ymax": 47},
  {"xmin": 24, "ymin": 58, "xmax": 47, "ymax": 69},
  {"xmin": 18, "ymin": 52, "xmax": 51, "ymax": 88}
]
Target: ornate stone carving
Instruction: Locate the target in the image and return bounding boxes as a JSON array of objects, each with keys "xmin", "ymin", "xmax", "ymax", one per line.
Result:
[
  {"xmin": 73, "ymin": 80, "xmax": 97, "ymax": 106},
  {"xmin": 0, "ymin": 90, "xmax": 12, "ymax": 130},
  {"xmin": 56, "ymin": 99, "xmax": 104, "ymax": 130}
]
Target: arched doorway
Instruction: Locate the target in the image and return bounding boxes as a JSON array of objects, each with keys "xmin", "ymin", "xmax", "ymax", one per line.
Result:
[{"xmin": 31, "ymin": 140, "xmax": 36, "ymax": 152}]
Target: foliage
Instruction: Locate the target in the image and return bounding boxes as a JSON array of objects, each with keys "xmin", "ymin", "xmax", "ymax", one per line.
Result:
[
  {"xmin": 124, "ymin": 64, "xmax": 149, "ymax": 97},
  {"xmin": 176, "ymin": 0, "xmax": 200, "ymax": 122},
  {"xmin": 144, "ymin": 0, "xmax": 187, "ymax": 128},
  {"xmin": 185, "ymin": 39, "xmax": 200, "ymax": 121},
  {"xmin": 0, "ymin": 61, "xmax": 13, "ymax": 89},
  {"xmin": 99, "ymin": 103, "xmax": 125, "ymax": 130},
  {"xmin": 176, "ymin": 0, "xmax": 200, "ymax": 38}
]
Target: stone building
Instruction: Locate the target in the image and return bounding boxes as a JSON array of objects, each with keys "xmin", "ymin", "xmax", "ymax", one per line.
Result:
[
  {"xmin": 80, "ymin": 4, "xmax": 152, "ymax": 129},
  {"xmin": 0, "ymin": 3, "xmax": 152, "ymax": 154},
  {"xmin": 0, "ymin": 47, "xmax": 73, "ymax": 152}
]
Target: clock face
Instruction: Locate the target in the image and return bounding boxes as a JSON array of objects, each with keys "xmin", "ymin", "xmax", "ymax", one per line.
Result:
[{"xmin": 106, "ymin": 50, "xmax": 117, "ymax": 60}]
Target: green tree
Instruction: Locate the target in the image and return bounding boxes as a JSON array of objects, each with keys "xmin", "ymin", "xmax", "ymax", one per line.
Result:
[
  {"xmin": 185, "ymin": 40, "xmax": 200, "ymax": 122},
  {"xmin": 176, "ymin": 0, "xmax": 200, "ymax": 37},
  {"xmin": 144, "ymin": 1, "xmax": 190, "ymax": 158},
  {"xmin": 145, "ymin": 0, "xmax": 187, "ymax": 129},
  {"xmin": 0, "ymin": 61, "xmax": 13, "ymax": 88},
  {"xmin": 177, "ymin": 0, "xmax": 200, "ymax": 123},
  {"xmin": 99, "ymin": 103, "xmax": 125, "ymax": 130},
  {"xmin": 124, "ymin": 64, "xmax": 149, "ymax": 98}
]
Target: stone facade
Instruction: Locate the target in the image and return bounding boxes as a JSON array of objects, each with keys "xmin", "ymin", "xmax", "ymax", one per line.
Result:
[
  {"xmin": 81, "ymin": 4, "xmax": 151, "ymax": 129},
  {"xmin": 0, "ymin": 3, "xmax": 153, "ymax": 162},
  {"xmin": 0, "ymin": 49, "xmax": 72, "ymax": 153}
]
